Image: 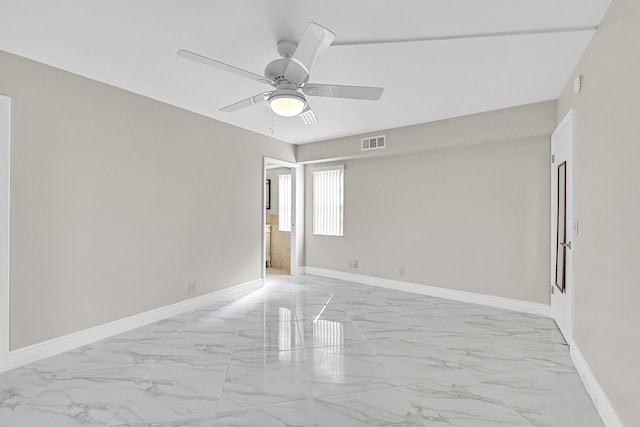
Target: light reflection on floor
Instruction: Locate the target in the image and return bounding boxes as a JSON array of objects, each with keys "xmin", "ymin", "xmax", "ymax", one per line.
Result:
[{"xmin": 0, "ymin": 274, "xmax": 604, "ymax": 426}]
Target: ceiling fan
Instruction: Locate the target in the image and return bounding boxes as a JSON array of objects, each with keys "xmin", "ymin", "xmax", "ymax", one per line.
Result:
[{"xmin": 177, "ymin": 22, "xmax": 383, "ymax": 125}]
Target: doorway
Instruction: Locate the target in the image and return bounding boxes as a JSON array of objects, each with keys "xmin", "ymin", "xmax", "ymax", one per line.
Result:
[
  {"xmin": 0, "ymin": 96, "xmax": 10, "ymax": 371},
  {"xmin": 551, "ymin": 109, "xmax": 574, "ymax": 344},
  {"xmin": 262, "ymin": 157, "xmax": 301, "ymax": 280}
]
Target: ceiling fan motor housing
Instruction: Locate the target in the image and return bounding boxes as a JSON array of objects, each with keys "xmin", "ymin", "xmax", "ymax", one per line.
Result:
[
  {"xmin": 264, "ymin": 57, "xmax": 308, "ymax": 85},
  {"xmin": 276, "ymin": 40, "xmax": 298, "ymax": 59}
]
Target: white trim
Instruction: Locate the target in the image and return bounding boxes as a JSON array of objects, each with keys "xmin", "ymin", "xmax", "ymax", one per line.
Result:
[
  {"xmin": 291, "ymin": 163, "xmax": 304, "ymax": 276},
  {"xmin": 262, "ymin": 159, "xmax": 268, "ymax": 279},
  {"xmin": 555, "ymin": 106, "xmax": 575, "ymax": 135},
  {"xmin": 571, "ymin": 343, "xmax": 624, "ymax": 427},
  {"xmin": 303, "ymin": 267, "xmax": 550, "ymax": 317},
  {"xmin": 7, "ymin": 278, "xmax": 263, "ymax": 370},
  {"xmin": 0, "ymin": 96, "xmax": 10, "ymax": 373},
  {"xmin": 263, "ymin": 157, "xmax": 297, "ymax": 169}
]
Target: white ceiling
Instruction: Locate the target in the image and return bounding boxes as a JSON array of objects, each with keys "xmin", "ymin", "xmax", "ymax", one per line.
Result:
[{"xmin": 0, "ymin": 0, "xmax": 611, "ymax": 144}]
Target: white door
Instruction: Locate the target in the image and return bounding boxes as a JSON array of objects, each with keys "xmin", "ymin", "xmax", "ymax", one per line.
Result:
[{"xmin": 551, "ymin": 110, "xmax": 574, "ymax": 344}]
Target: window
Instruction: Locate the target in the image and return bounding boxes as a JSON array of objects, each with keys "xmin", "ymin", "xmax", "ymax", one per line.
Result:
[
  {"xmin": 278, "ymin": 174, "xmax": 291, "ymax": 232},
  {"xmin": 313, "ymin": 166, "xmax": 344, "ymax": 236}
]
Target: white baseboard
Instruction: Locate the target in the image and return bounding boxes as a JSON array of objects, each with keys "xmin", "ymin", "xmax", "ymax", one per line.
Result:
[
  {"xmin": 571, "ymin": 344, "xmax": 624, "ymax": 427},
  {"xmin": 7, "ymin": 278, "xmax": 263, "ymax": 370},
  {"xmin": 302, "ymin": 266, "xmax": 550, "ymax": 317}
]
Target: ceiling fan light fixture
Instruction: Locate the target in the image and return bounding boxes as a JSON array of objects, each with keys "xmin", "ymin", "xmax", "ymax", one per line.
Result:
[{"xmin": 268, "ymin": 91, "xmax": 307, "ymax": 117}]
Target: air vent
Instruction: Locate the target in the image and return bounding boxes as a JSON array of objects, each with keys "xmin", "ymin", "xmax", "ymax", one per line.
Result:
[{"xmin": 361, "ymin": 135, "xmax": 386, "ymax": 151}]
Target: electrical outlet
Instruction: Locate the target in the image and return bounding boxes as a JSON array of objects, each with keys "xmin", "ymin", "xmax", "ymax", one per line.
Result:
[
  {"xmin": 399, "ymin": 266, "xmax": 405, "ymax": 276},
  {"xmin": 351, "ymin": 260, "xmax": 358, "ymax": 269}
]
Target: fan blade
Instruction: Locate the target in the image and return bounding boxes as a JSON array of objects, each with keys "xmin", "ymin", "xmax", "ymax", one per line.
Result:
[
  {"xmin": 303, "ymin": 83, "xmax": 383, "ymax": 101},
  {"xmin": 284, "ymin": 23, "xmax": 336, "ymax": 84},
  {"xmin": 178, "ymin": 50, "xmax": 274, "ymax": 86},
  {"xmin": 299, "ymin": 106, "xmax": 318, "ymax": 125},
  {"xmin": 220, "ymin": 92, "xmax": 271, "ymax": 112}
]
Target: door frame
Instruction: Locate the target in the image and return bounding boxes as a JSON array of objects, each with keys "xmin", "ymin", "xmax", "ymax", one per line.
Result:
[
  {"xmin": 262, "ymin": 157, "xmax": 303, "ymax": 278},
  {"xmin": 550, "ymin": 108, "xmax": 575, "ymax": 344},
  {"xmin": 0, "ymin": 96, "xmax": 10, "ymax": 371}
]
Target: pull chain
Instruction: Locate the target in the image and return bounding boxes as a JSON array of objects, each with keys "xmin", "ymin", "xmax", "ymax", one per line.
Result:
[{"xmin": 269, "ymin": 110, "xmax": 275, "ymax": 135}]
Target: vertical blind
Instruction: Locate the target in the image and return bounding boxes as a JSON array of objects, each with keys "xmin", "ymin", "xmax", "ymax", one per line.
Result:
[
  {"xmin": 313, "ymin": 167, "xmax": 344, "ymax": 236},
  {"xmin": 278, "ymin": 174, "xmax": 291, "ymax": 232}
]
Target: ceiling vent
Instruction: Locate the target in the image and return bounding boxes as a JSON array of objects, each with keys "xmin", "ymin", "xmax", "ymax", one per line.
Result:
[{"xmin": 361, "ymin": 135, "xmax": 386, "ymax": 151}]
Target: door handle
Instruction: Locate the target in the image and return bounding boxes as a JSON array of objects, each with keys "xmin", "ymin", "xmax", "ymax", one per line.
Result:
[{"xmin": 561, "ymin": 241, "xmax": 572, "ymax": 250}]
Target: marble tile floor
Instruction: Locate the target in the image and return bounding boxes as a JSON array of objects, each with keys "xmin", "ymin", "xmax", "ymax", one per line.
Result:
[
  {"xmin": 266, "ymin": 268, "xmax": 290, "ymax": 278},
  {"xmin": 0, "ymin": 275, "xmax": 604, "ymax": 426}
]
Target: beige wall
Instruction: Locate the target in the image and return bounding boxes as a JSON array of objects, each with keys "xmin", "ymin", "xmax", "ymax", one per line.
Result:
[
  {"xmin": 297, "ymin": 101, "xmax": 555, "ymax": 163},
  {"xmin": 0, "ymin": 50, "xmax": 295, "ymax": 350},
  {"xmin": 557, "ymin": 0, "xmax": 639, "ymax": 424},
  {"xmin": 303, "ymin": 102, "xmax": 555, "ymax": 304}
]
